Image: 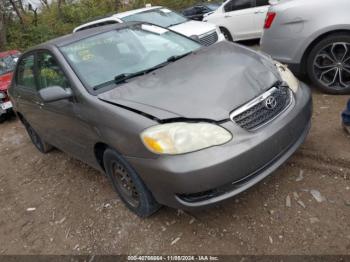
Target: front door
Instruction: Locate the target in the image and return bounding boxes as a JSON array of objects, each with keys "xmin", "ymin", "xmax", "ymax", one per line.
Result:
[
  {"xmin": 36, "ymin": 51, "xmax": 96, "ymax": 164},
  {"xmin": 14, "ymin": 53, "xmax": 49, "ymax": 139}
]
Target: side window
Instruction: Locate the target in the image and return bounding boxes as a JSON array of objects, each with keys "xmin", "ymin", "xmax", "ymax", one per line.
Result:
[
  {"xmin": 16, "ymin": 54, "xmax": 36, "ymax": 90},
  {"xmin": 195, "ymin": 6, "xmax": 208, "ymax": 14},
  {"xmin": 224, "ymin": 0, "xmax": 252, "ymax": 12},
  {"xmin": 255, "ymin": 0, "xmax": 269, "ymax": 6},
  {"xmin": 183, "ymin": 8, "xmax": 194, "ymax": 16},
  {"xmin": 37, "ymin": 52, "xmax": 70, "ymax": 90}
]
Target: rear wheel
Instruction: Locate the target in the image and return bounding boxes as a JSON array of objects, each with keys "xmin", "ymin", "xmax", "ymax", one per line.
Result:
[
  {"xmin": 22, "ymin": 119, "xmax": 53, "ymax": 153},
  {"xmin": 103, "ymin": 148, "xmax": 161, "ymax": 217},
  {"xmin": 307, "ymin": 34, "xmax": 350, "ymax": 94},
  {"xmin": 220, "ymin": 27, "xmax": 233, "ymax": 42}
]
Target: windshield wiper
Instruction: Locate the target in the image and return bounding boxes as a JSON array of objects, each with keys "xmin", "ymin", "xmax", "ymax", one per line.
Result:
[
  {"xmin": 113, "ymin": 52, "xmax": 192, "ymax": 84},
  {"xmin": 94, "ymin": 52, "xmax": 193, "ymax": 90}
]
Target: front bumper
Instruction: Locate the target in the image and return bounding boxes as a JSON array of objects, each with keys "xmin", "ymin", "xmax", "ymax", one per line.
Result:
[{"xmin": 126, "ymin": 83, "xmax": 312, "ymax": 209}]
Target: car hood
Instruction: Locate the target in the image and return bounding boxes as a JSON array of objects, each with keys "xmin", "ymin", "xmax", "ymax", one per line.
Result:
[
  {"xmin": 0, "ymin": 72, "xmax": 13, "ymax": 91},
  {"xmin": 98, "ymin": 41, "xmax": 281, "ymax": 121},
  {"xmin": 169, "ymin": 20, "xmax": 217, "ymax": 37}
]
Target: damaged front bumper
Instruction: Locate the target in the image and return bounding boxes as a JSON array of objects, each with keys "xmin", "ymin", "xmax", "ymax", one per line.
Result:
[{"xmin": 125, "ymin": 82, "xmax": 312, "ymax": 209}]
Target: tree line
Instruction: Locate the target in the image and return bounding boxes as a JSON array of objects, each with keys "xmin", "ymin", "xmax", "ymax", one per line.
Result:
[{"xmin": 0, "ymin": 0, "xmax": 200, "ymax": 52}]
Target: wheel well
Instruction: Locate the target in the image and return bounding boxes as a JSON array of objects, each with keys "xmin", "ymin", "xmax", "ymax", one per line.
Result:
[
  {"xmin": 16, "ymin": 112, "xmax": 26, "ymax": 125},
  {"xmin": 300, "ymin": 30, "xmax": 350, "ymax": 74},
  {"xmin": 94, "ymin": 142, "xmax": 109, "ymax": 171},
  {"xmin": 219, "ymin": 26, "xmax": 233, "ymax": 40}
]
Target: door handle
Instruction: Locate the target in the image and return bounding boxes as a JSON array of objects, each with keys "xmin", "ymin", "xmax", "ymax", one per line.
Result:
[
  {"xmin": 224, "ymin": 15, "xmax": 232, "ymax": 18},
  {"xmin": 254, "ymin": 10, "xmax": 265, "ymax": 14}
]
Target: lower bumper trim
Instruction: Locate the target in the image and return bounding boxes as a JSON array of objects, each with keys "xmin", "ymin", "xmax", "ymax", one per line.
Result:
[{"xmin": 176, "ymin": 120, "xmax": 311, "ymax": 207}]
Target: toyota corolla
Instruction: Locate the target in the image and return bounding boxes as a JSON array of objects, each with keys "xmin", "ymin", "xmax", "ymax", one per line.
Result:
[{"xmin": 9, "ymin": 22, "xmax": 312, "ymax": 217}]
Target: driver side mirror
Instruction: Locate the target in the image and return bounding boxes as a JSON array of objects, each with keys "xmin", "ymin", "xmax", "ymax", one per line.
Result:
[{"xmin": 39, "ymin": 86, "xmax": 73, "ymax": 103}]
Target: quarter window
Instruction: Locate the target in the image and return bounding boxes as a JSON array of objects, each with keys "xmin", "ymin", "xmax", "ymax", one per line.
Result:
[
  {"xmin": 255, "ymin": 0, "xmax": 269, "ymax": 6},
  {"xmin": 37, "ymin": 52, "xmax": 70, "ymax": 90},
  {"xmin": 224, "ymin": 0, "xmax": 252, "ymax": 12},
  {"xmin": 16, "ymin": 55, "xmax": 36, "ymax": 90}
]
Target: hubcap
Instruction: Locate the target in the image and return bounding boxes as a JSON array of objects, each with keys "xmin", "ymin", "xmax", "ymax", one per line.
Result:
[
  {"xmin": 111, "ymin": 162, "xmax": 140, "ymax": 208},
  {"xmin": 313, "ymin": 42, "xmax": 350, "ymax": 90}
]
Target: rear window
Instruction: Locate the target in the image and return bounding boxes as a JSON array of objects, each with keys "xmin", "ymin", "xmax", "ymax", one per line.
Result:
[
  {"xmin": 16, "ymin": 55, "xmax": 36, "ymax": 90},
  {"xmin": 76, "ymin": 20, "xmax": 119, "ymax": 32}
]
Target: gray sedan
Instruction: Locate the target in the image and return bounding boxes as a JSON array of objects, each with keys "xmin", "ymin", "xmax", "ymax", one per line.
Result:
[{"xmin": 9, "ymin": 22, "xmax": 312, "ymax": 217}]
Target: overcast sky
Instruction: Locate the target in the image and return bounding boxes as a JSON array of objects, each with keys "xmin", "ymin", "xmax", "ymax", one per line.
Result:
[{"xmin": 24, "ymin": 0, "xmax": 52, "ymax": 9}]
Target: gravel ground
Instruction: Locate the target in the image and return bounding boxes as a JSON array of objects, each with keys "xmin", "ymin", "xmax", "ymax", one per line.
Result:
[{"xmin": 0, "ymin": 83, "xmax": 350, "ymax": 254}]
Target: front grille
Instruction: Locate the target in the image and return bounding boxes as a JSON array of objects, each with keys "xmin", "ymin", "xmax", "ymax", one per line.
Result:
[
  {"xmin": 230, "ymin": 86, "xmax": 292, "ymax": 131},
  {"xmin": 198, "ymin": 31, "xmax": 218, "ymax": 46}
]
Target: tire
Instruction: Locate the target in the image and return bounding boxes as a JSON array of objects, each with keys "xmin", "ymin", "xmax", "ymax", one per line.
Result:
[
  {"xmin": 307, "ymin": 33, "xmax": 350, "ymax": 94},
  {"xmin": 103, "ymin": 148, "xmax": 161, "ymax": 217},
  {"xmin": 22, "ymin": 119, "xmax": 53, "ymax": 153},
  {"xmin": 220, "ymin": 27, "xmax": 233, "ymax": 42}
]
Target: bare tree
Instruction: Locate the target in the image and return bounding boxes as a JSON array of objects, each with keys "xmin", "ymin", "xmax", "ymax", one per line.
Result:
[
  {"xmin": 40, "ymin": 0, "xmax": 50, "ymax": 9},
  {"xmin": 28, "ymin": 4, "xmax": 38, "ymax": 26},
  {"xmin": 114, "ymin": 0, "xmax": 121, "ymax": 11},
  {"xmin": 17, "ymin": 0, "xmax": 25, "ymax": 13},
  {"xmin": 0, "ymin": 2, "xmax": 7, "ymax": 50},
  {"xmin": 8, "ymin": 0, "xmax": 23, "ymax": 24},
  {"xmin": 57, "ymin": 0, "xmax": 66, "ymax": 19}
]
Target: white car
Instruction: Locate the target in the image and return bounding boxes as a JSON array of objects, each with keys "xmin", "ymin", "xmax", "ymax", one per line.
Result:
[
  {"xmin": 74, "ymin": 6, "xmax": 225, "ymax": 46},
  {"xmin": 203, "ymin": 0, "xmax": 269, "ymax": 41}
]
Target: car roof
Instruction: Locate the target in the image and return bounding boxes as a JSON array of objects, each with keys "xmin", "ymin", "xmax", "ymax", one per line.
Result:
[{"xmin": 30, "ymin": 21, "xmax": 142, "ymax": 50}]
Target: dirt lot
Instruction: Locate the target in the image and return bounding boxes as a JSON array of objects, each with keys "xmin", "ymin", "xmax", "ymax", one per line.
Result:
[{"xmin": 0, "ymin": 89, "xmax": 350, "ymax": 255}]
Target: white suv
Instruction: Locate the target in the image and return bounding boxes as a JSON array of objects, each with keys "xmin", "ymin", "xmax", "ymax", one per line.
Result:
[
  {"xmin": 203, "ymin": 0, "xmax": 269, "ymax": 41},
  {"xmin": 74, "ymin": 6, "xmax": 225, "ymax": 46}
]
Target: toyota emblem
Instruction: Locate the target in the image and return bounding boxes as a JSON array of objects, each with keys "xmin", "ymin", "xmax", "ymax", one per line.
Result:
[{"xmin": 264, "ymin": 96, "xmax": 277, "ymax": 110}]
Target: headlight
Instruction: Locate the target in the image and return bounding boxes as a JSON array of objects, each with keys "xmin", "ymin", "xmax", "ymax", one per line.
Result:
[
  {"xmin": 275, "ymin": 61, "xmax": 299, "ymax": 93},
  {"xmin": 0, "ymin": 92, "xmax": 6, "ymax": 99},
  {"xmin": 141, "ymin": 122, "xmax": 232, "ymax": 155},
  {"xmin": 189, "ymin": 35, "xmax": 200, "ymax": 41}
]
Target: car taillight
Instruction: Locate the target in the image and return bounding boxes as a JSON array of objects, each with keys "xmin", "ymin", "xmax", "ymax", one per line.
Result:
[{"xmin": 264, "ymin": 12, "xmax": 276, "ymax": 29}]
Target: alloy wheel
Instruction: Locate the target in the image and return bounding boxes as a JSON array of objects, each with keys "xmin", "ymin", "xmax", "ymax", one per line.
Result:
[
  {"xmin": 313, "ymin": 42, "xmax": 350, "ymax": 90},
  {"xmin": 111, "ymin": 162, "xmax": 140, "ymax": 208}
]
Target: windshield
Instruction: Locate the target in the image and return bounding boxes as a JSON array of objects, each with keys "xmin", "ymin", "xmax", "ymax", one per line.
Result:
[
  {"xmin": 0, "ymin": 53, "xmax": 20, "ymax": 75},
  {"xmin": 60, "ymin": 24, "xmax": 201, "ymax": 92},
  {"xmin": 121, "ymin": 8, "xmax": 188, "ymax": 28}
]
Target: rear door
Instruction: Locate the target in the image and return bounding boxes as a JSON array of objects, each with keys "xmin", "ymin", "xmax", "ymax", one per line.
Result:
[
  {"xmin": 222, "ymin": 0, "xmax": 255, "ymax": 40},
  {"xmin": 252, "ymin": 0, "xmax": 270, "ymax": 37},
  {"xmin": 13, "ymin": 53, "xmax": 48, "ymax": 138}
]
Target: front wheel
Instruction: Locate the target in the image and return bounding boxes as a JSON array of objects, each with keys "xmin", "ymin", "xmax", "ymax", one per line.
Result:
[
  {"xmin": 220, "ymin": 27, "xmax": 233, "ymax": 42},
  {"xmin": 103, "ymin": 149, "xmax": 161, "ymax": 217},
  {"xmin": 307, "ymin": 34, "xmax": 350, "ymax": 94}
]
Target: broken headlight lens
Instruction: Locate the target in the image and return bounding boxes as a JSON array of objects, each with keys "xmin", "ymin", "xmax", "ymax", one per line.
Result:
[
  {"xmin": 275, "ymin": 61, "xmax": 299, "ymax": 93},
  {"xmin": 141, "ymin": 122, "xmax": 232, "ymax": 155}
]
